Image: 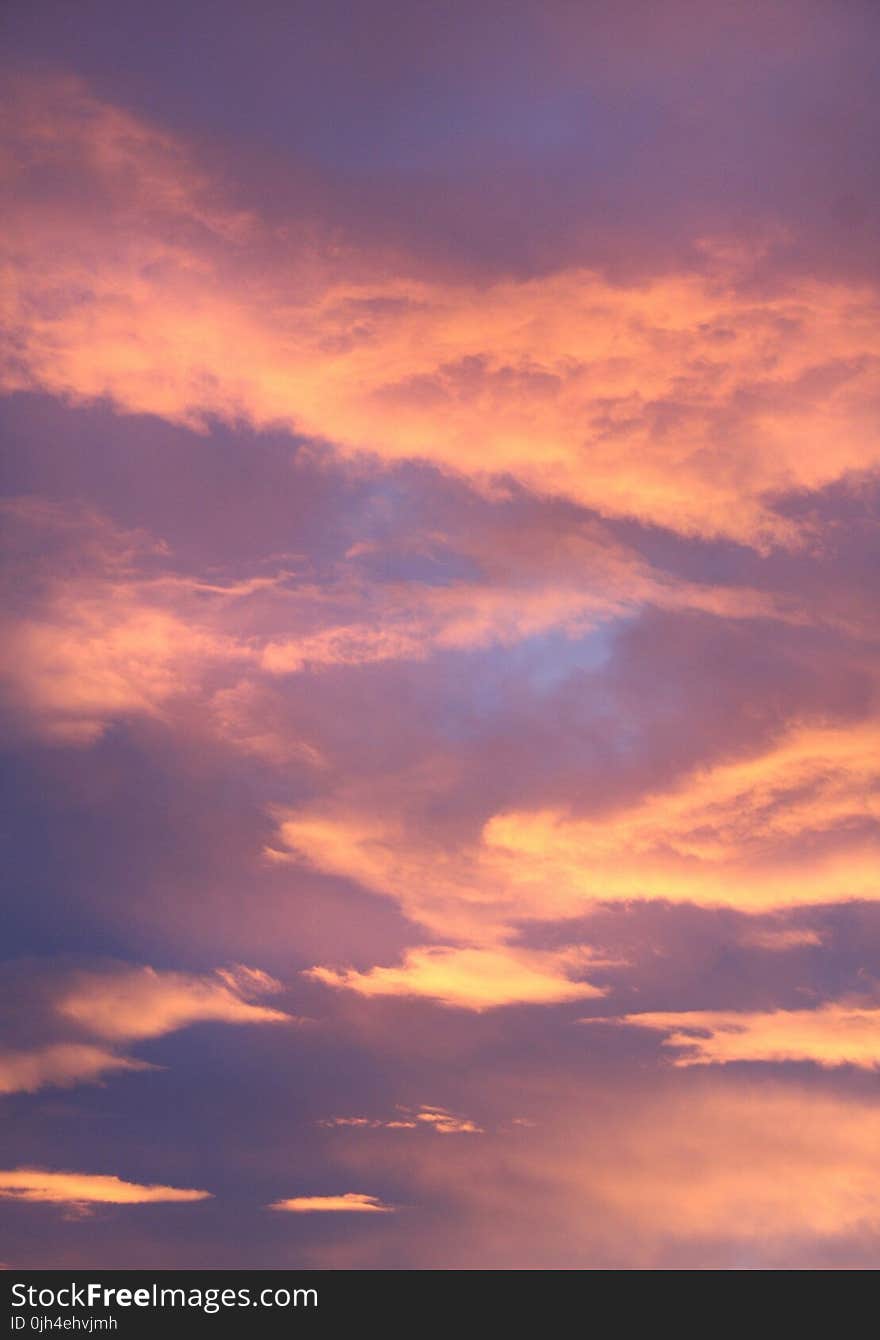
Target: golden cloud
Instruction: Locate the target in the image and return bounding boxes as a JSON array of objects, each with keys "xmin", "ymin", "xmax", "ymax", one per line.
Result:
[
  {"xmin": 57, "ymin": 964, "xmax": 289, "ymax": 1041},
  {"xmin": 306, "ymin": 944, "xmax": 604, "ymax": 1011},
  {"xmin": 484, "ymin": 719, "xmax": 880, "ymax": 912},
  {"xmin": 319, "ymin": 1105, "xmax": 482, "ymax": 1134},
  {"xmin": 603, "ymin": 1001, "xmax": 880, "ymax": 1069},
  {"xmin": 411, "ymin": 1106, "xmax": 483, "ymax": 1134},
  {"xmin": 4, "ymin": 76, "xmax": 880, "ymax": 549},
  {"xmin": 0, "ymin": 1169, "xmax": 211, "ymax": 1205},
  {"xmin": 278, "ymin": 715, "xmax": 879, "ymax": 1006},
  {"xmin": 278, "ymin": 718, "xmax": 880, "ymax": 939},
  {"xmin": 268, "ymin": 1193, "xmax": 393, "ymax": 1214}
]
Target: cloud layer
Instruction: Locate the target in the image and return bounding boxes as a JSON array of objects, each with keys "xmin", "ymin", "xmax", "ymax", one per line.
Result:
[
  {"xmin": 3, "ymin": 76, "xmax": 880, "ymax": 551},
  {"xmin": 2, "ymin": 1, "xmax": 880, "ymax": 1270}
]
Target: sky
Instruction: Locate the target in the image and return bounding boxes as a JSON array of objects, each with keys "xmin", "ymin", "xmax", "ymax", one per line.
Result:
[{"xmin": 1, "ymin": 0, "xmax": 879, "ymax": 1269}]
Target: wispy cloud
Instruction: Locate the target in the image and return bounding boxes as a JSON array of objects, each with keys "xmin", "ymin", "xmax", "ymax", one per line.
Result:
[
  {"xmin": 601, "ymin": 1002, "xmax": 880, "ymax": 1069},
  {"xmin": 741, "ymin": 926, "xmax": 824, "ymax": 951},
  {"xmin": 319, "ymin": 1105, "xmax": 483, "ymax": 1134},
  {"xmin": 0, "ymin": 1044, "xmax": 152, "ymax": 1096},
  {"xmin": 307, "ymin": 945, "xmax": 604, "ymax": 1011},
  {"xmin": 57, "ymin": 964, "xmax": 289, "ymax": 1041},
  {"xmin": 268, "ymin": 1193, "xmax": 394, "ymax": 1214},
  {"xmin": 0, "ymin": 496, "xmax": 808, "ymax": 748},
  {"xmin": 0, "ymin": 1169, "xmax": 211, "ymax": 1206},
  {"xmin": 0, "ymin": 962, "xmax": 291, "ymax": 1095}
]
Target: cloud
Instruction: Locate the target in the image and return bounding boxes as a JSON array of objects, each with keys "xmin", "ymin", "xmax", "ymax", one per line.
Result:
[
  {"xmin": 0, "ymin": 602, "xmax": 218, "ymax": 746},
  {"xmin": 1, "ymin": 12, "xmax": 879, "ymax": 1273},
  {"xmin": 589, "ymin": 1085, "xmax": 880, "ymax": 1242},
  {"xmin": 741, "ymin": 926, "xmax": 824, "ymax": 951},
  {"xmin": 319, "ymin": 1105, "xmax": 482, "ymax": 1134},
  {"xmin": 0, "ymin": 1169, "xmax": 211, "ymax": 1205},
  {"xmin": 268, "ymin": 1193, "xmax": 393, "ymax": 1214},
  {"xmin": 0, "ymin": 496, "xmax": 798, "ymax": 747},
  {"xmin": 322, "ymin": 1080, "xmax": 880, "ymax": 1265},
  {"xmin": 57, "ymin": 964, "xmax": 289, "ymax": 1041},
  {"xmin": 0, "ymin": 500, "xmax": 239, "ymax": 744},
  {"xmin": 603, "ymin": 1002, "xmax": 880, "ymax": 1069},
  {"xmin": 307, "ymin": 944, "xmax": 604, "ymax": 1011},
  {"xmin": 271, "ymin": 710, "xmax": 879, "ymax": 1007},
  {"xmin": 0, "ymin": 1044, "xmax": 152, "ymax": 1095},
  {"xmin": 482, "ymin": 718, "xmax": 880, "ymax": 913},
  {"xmin": 4, "ymin": 76, "xmax": 880, "ymax": 550},
  {"xmin": 0, "ymin": 961, "xmax": 291, "ymax": 1096},
  {"xmin": 272, "ymin": 808, "xmax": 537, "ymax": 943},
  {"xmin": 275, "ymin": 715, "xmax": 880, "ymax": 981},
  {"xmin": 411, "ymin": 1106, "xmax": 482, "ymax": 1134}
]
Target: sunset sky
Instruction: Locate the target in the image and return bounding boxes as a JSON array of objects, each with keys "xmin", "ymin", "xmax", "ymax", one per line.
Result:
[{"xmin": 2, "ymin": 0, "xmax": 880, "ymax": 1269}]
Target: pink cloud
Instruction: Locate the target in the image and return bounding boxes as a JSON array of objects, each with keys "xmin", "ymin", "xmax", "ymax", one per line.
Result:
[
  {"xmin": 4, "ymin": 76, "xmax": 880, "ymax": 551},
  {"xmin": 318, "ymin": 1080, "xmax": 880, "ymax": 1265},
  {"xmin": 0, "ymin": 961, "xmax": 292, "ymax": 1096},
  {"xmin": 0, "ymin": 1044, "xmax": 152, "ymax": 1096},
  {"xmin": 268, "ymin": 1193, "xmax": 393, "ymax": 1214}
]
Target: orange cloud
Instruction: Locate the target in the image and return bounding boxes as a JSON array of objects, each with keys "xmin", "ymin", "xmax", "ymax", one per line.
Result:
[
  {"xmin": 0, "ymin": 962, "xmax": 292, "ymax": 1096},
  {"xmin": 307, "ymin": 945, "xmax": 604, "ymax": 1011},
  {"xmin": 0, "ymin": 1044, "xmax": 152, "ymax": 1095},
  {"xmin": 272, "ymin": 808, "xmax": 542, "ymax": 944},
  {"xmin": 277, "ymin": 715, "xmax": 878, "ymax": 1006},
  {"xmin": 319, "ymin": 1105, "xmax": 482, "ymax": 1134},
  {"xmin": 483, "ymin": 719, "xmax": 880, "ymax": 912},
  {"xmin": 268, "ymin": 1193, "xmax": 393, "ymax": 1214},
  {"xmin": 588, "ymin": 1085, "xmax": 880, "ymax": 1241},
  {"xmin": 0, "ymin": 1169, "xmax": 211, "ymax": 1205},
  {"xmin": 277, "ymin": 717, "xmax": 880, "ymax": 941},
  {"xmin": 411, "ymin": 1106, "xmax": 482, "ymax": 1134},
  {"xmin": 326, "ymin": 1081, "xmax": 880, "ymax": 1263},
  {"xmin": 0, "ymin": 501, "xmax": 241, "ymax": 743},
  {"xmin": 603, "ymin": 1002, "xmax": 880, "ymax": 1069},
  {"xmin": 255, "ymin": 557, "xmax": 798, "ymax": 678},
  {"xmin": 4, "ymin": 76, "xmax": 880, "ymax": 549},
  {"xmin": 57, "ymin": 964, "xmax": 289, "ymax": 1041},
  {"xmin": 1, "ymin": 497, "xmax": 799, "ymax": 748},
  {"xmin": 0, "ymin": 603, "xmax": 220, "ymax": 746}
]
